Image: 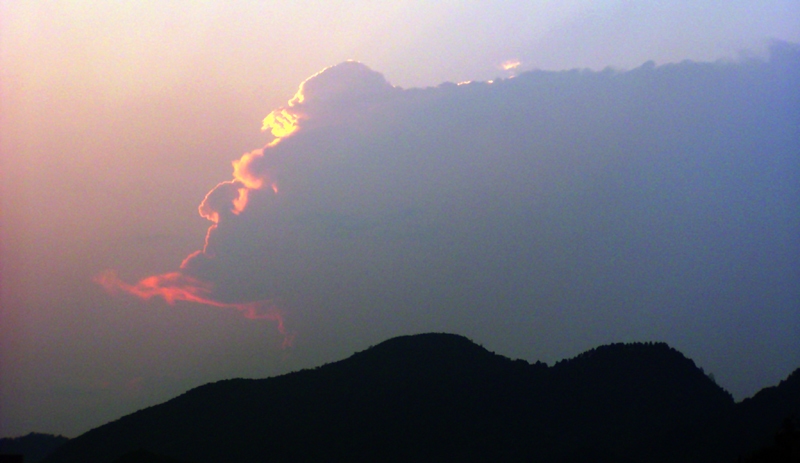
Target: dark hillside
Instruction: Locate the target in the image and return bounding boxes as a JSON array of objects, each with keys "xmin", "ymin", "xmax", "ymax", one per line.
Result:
[
  {"xmin": 0, "ymin": 433, "xmax": 69, "ymax": 463},
  {"xmin": 41, "ymin": 333, "xmax": 796, "ymax": 463},
  {"xmin": 725, "ymin": 368, "xmax": 800, "ymax": 460},
  {"xmin": 109, "ymin": 449, "xmax": 195, "ymax": 463},
  {"xmin": 43, "ymin": 334, "xmax": 537, "ymax": 463},
  {"xmin": 546, "ymin": 343, "xmax": 735, "ymax": 462}
]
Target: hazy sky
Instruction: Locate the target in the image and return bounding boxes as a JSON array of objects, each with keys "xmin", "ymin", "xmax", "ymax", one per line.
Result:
[{"xmin": 1, "ymin": 1, "xmax": 799, "ymax": 438}]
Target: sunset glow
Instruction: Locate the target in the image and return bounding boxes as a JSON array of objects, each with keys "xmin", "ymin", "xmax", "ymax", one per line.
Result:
[
  {"xmin": 91, "ymin": 73, "xmax": 313, "ymax": 346},
  {"xmin": 262, "ymin": 109, "xmax": 300, "ymax": 138},
  {"xmin": 289, "ymin": 86, "xmax": 306, "ymax": 106},
  {"xmin": 7, "ymin": 0, "xmax": 799, "ymax": 442},
  {"xmin": 94, "ymin": 270, "xmax": 293, "ymax": 347},
  {"xmin": 198, "ymin": 180, "xmax": 245, "ymax": 223},
  {"xmin": 232, "ymin": 187, "xmax": 249, "ymax": 214},
  {"xmin": 232, "ymin": 149, "xmax": 266, "ymax": 190},
  {"xmin": 288, "ymin": 64, "xmax": 335, "ymax": 106}
]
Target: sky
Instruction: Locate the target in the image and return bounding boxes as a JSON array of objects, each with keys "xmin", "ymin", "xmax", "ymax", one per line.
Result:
[{"xmin": 1, "ymin": 1, "xmax": 799, "ymax": 438}]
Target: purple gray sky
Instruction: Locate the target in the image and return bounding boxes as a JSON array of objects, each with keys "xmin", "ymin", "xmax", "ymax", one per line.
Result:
[{"xmin": 1, "ymin": 1, "xmax": 799, "ymax": 438}]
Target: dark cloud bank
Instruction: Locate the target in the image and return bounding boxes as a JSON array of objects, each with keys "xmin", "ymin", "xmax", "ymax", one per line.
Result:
[{"xmin": 110, "ymin": 43, "xmax": 799, "ymax": 399}]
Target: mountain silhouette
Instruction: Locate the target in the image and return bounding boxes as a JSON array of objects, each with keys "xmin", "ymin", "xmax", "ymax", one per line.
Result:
[
  {"xmin": 109, "ymin": 448, "xmax": 195, "ymax": 463},
  {"xmin": 41, "ymin": 333, "xmax": 799, "ymax": 463},
  {"xmin": 0, "ymin": 433, "xmax": 69, "ymax": 463}
]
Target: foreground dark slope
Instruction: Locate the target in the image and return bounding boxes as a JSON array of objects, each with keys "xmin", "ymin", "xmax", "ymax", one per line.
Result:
[{"xmin": 42, "ymin": 334, "xmax": 798, "ymax": 463}]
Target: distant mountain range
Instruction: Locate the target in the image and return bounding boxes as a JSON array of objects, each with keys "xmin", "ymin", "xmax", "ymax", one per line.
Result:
[{"xmin": 23, "ymin": 334, "xmax": 800, "ymax": 462}]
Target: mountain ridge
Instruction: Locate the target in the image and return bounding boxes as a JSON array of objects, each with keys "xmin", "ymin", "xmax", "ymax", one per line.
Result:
[{"xmin": 41, "ymin": 333, "xmax": 799, "ymax": 463}]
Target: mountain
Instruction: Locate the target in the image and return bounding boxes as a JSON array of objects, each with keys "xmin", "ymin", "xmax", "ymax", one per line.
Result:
[
  {"xmin": 0, "ymin": 433, "xmax": 70, "ymax": 463},
  {"xmin": 108, "ymin": 449, "xmax": 195, "ymax": 463},
  {"xmin": 729, "ymin": 369, "xmax": 800, "ymax": 462},
  {"xmin": 41, "ymin": 333, "xmax": 798, "ymax": 463}
]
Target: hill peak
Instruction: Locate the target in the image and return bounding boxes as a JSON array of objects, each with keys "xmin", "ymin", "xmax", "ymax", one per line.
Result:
[{"xmin": 357, "ymin": 332, "xmax": 491, "ymax": 357}]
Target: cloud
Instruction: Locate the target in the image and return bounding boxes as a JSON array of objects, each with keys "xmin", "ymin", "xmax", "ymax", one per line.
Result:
[
  {"xmin": 96, "ymin": 61, "xmax": 400, "ymax": 346},
  {"xmin": 99, "ymin": 47, "xmax": 800, "ymax": 359},
  {"xmin": 94, "ymin": 270, "xmax": 290, "ymax": 344}
]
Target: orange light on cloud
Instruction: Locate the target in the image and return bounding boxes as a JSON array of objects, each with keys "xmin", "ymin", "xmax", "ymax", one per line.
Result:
[
  {"xmin": 287, "ymin": 63, "xmax": 337, "ymax": 107},
  {"xmin": 198, "ymin": 180, "xmax": 244, "ymax": 224},
  {"xmin": 232, "ymin": 149, "xmax": 265, "ymax": 190},
  {"xmin": 95, "ymin": 270, "xmax": 294, "ymax": 347},
  {"xmin": 232, "ymin": 187, "xmax": 249, "ymax": 214},
  {"xmin": 93, "ymin": 65, "xmax": 336, "ymax": 349},
  {"xmin": 96, "ymin": 270, "xmax": 215, "ymax": 306},
  {"xmin": 199, "ymin": 202, "xmax": 220, "ymax": 224},
  {"xmin": 501, "ymin": 59, "xmax": 521, "ymax": 70},
  {"xmin": 262, "ymin": 109, "xmax": 300, "ymax": 139},
  {"xmin": 289, "ymin": 85, "xmax": 306, "ymax": 106}
]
